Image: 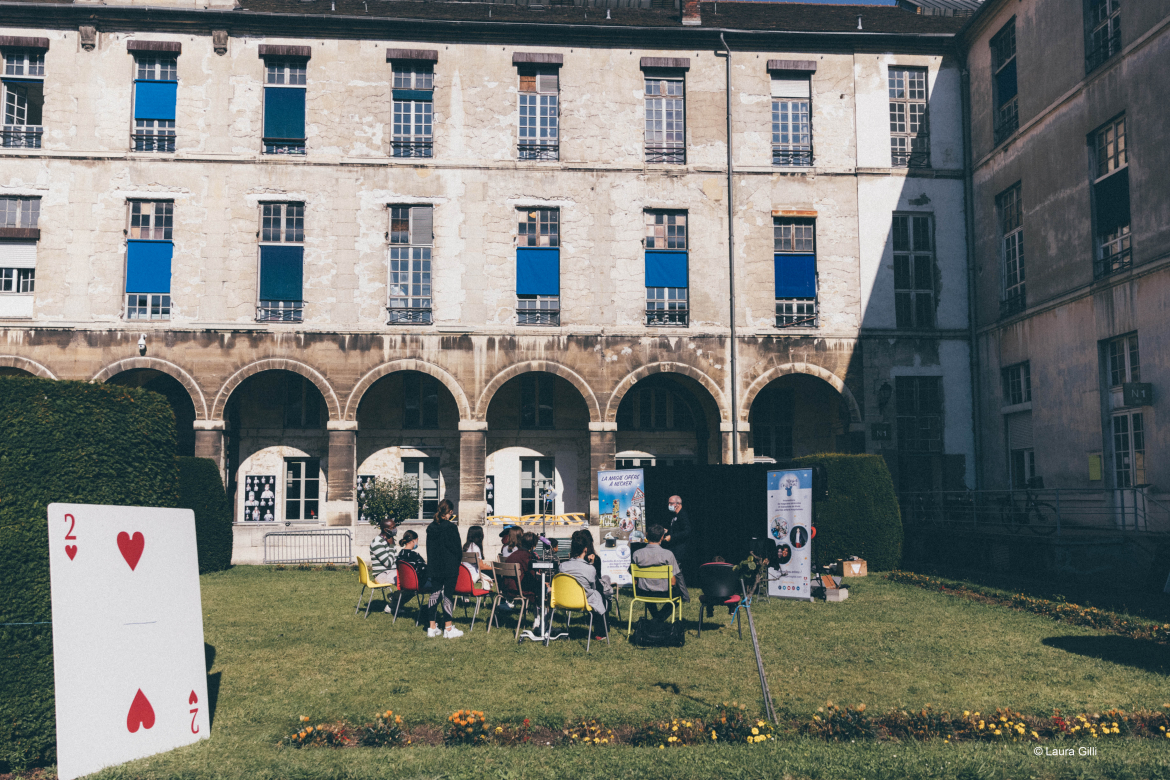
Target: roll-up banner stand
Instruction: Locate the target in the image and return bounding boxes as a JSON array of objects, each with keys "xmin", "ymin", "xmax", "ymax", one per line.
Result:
[{"xmin": 766, "ymin": 469, "xmax": 813, "ymax": 600}]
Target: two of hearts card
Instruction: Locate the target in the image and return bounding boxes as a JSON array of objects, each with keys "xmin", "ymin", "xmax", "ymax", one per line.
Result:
[{"xmin": 47, "ymin": 503, "xmax": 210, "ymax": 780}]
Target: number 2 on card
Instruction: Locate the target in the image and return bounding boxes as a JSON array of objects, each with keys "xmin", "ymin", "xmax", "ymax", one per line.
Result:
[{"xmin": 65, "ymin": 513, "xmax": 77, "ymax": 540}]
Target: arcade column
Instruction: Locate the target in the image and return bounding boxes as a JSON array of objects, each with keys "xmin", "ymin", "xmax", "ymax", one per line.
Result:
[
  {"xmin": 192, "ymin": 420, "xmax": 225, "ymax": 483},
  {"xmin": 459, "ymin": 421, "xmax": 488, "ymax": 524},
  {"xmin": 589, "ymin": 422, "xmax": 617, "ymax": 525},
  {"xmin": 326, "ymin": 420, "xmax": 357, "ymax": 527}
]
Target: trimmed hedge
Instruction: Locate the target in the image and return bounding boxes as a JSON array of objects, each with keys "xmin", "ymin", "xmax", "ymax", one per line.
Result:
[
  {"xmin": 178, "ymin": 457, "xmax": 233, "ymax": 574},
  {"xmin": 0, "ymin": 377, "xmax": 178, "ymax": 771},
  {"xmin": 794, "ymin": 454, "xmax": 903, "ymax": 571}
]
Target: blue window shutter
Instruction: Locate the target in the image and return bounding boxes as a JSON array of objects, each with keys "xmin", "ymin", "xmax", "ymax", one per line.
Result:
[
  {"xmin": 392, "ymin": 89, "xmax": 434, "ymax": 101},
  {"xmin": 125, "ymin": 241, "xmax": 173, "ymax": 294},
  {"xmin": 995, "ymin": 61, "xmax": 1017, "ymax": 106},
  {"xmin": 644, "ymin": 251, "xmax": 688, "ymax": 288},
  {"xmin": 134, "ymin": 80, "xmax": 177, "ymax": 121},
  {"xmin": 263, "ymin": 87, "xmax": 306, "ymax": 140},
  {"xmin": 259, "ymin": 246, "xmax": 304, "ymax": 300},
  {"xmin": 516, "ymin": 248, "xmax": 560, "ymax": 295},
  {"xmin": 774, "ymin": 254, "xmax": 817, "ymax": 298}
]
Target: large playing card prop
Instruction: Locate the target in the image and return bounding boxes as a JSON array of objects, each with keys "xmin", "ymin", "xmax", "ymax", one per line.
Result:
[{"xmin": 48, "ymin": 504, "xmax": 210, "ymax": 780}]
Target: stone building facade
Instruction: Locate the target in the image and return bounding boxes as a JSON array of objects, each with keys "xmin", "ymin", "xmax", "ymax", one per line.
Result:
[{"xmin": 0, "ymin": 1, "xmax": 973, "ymax": 561}]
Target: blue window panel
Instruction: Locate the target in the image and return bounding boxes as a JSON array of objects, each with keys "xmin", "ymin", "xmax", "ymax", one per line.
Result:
[
  {"xmin": 774, "ymin": 254, "xmax": 817, "ymax": 299},
  {"xmin": 134, "ymin": 80, "xmax": 177, "ymax": 121},
  {"xmin": 263, "ymin": 87, "xmax": 306, "ymax": 140},
  {"xmin": 126, "ymin": 240, "xmax": 173, "ymax": 294},
  {"xmin": 259, "ymin": 245, "xmax": 304, "ymax": 300},
  {"xmin": 645, "ymin": 251, "xmax": 688, "ymax": 288},
  {"xmin": 392, "ymin": 89, "xmax": 434, "ymax": 101},
  {"xmin": 516, "ymin": 248, "xmax": 560, "ymax": 295}
]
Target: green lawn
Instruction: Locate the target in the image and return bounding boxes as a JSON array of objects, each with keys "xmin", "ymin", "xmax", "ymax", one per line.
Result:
[{"xmin": 86, "ymin": 568, "xmax": 1170, "ymax": 780}]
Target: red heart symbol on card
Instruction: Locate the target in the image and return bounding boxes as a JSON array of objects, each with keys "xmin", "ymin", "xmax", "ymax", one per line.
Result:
[
  {"xmin": 189, "ymin": 690, "xmax": 198, "ymax": 705},
  {"xmin": 126, "ymin": 689, "xmax": 155, "ymax": 733},
  {"xmin": 117, "ymin": 531, "xmax": 145, "ymax": 571},
  {"xmin": 65, "ymin": 545, "xmax": 77, "ymax": 560}
]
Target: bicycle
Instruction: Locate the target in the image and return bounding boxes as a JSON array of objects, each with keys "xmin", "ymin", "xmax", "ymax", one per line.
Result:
[{"xmin": 997, "ymin": 482, "xmax": 1058, "ymax": 535}]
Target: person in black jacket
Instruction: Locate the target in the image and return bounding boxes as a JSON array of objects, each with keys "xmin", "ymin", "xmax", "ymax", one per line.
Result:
[
  {"xmin": 425, "ymin": 498, "xmax": 464, "ymax": 639},
  {"xmin": 663, "ymin": 494, "xmax": 692, "ymax": 580}
]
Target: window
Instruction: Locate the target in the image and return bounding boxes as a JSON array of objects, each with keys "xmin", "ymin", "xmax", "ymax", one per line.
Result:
[
  {"xmin": 1086, "ymin": 0, "xmax": 1122, "ymax": 73},
  {"xmin": 645, "ymin": 75, "xmax": 685, "ymax": 164},
  {"xmin": 773, "ymin": 218, "xmax": 817, "ymax": 328},
  {"xmin": 895, "ymin": 376, "xmax": 943, "ymax": 452},
  {"xmin": 520, "ymin": 373, "xmax": 555, "ymax": 429},
  {"xmin": 645, "ymin": 211, "xmax": 688, "ymax": 326},
  {"xmin": 518, "ymin": 68, "xmax": 558, "ymax": 160},
  {"xmin": 257, "ymin": 202, "xmax": 304, "ymax": 321},
  {"xmin": 1112, "ymin": 411, "xmax": 1145, "ymax": 486},
  {"xmin": 403, "ymin": 372, "xmax": 439, "ymax": 429},
  {"xmin": 388, "ymin": 205, "xmax": 432, "ymax": 324},
  {"xmin": 402, "ymin": 458, "xmax": 440, "ymax": 520},
  {"xmin": 392, "ymin": 63, "xmax": 433, "ymax": 158},
  {"xmin": 0, "ymin": 196, "xmax": 39, "ymax": 228},
  {"xmin": 1002, "ymin": 362, "xmax": 1032, "ymax": 405},
  {"xmin": 133, "ymin": 57, "xmax": 177, "ymax": 152},
  {"xmin": 752, "ymin": 386, "xmax": 794, "ymax": 461},
  {"xmin": 2, "ymin": 49, "xmax": 44, "ymax": 148},
  {"xmin": 615, "ymin": 387, "xmax": 695, "ymax": 431},
  {"xmin": 0, "ymin": 268, "xmax": 34, "ymax": 293},
  {"xmin": 771, "ymin": 75, "xmax": 812, "ymax": 166},
  {"xmin": 1092, "ymin": 117, "xmax": 1130, "ymax": 278},
  {"xmin": 520, "ymin": 458, "xmax": 555, "ymax": 516},
  {"xmin": 283, "ymin": 375, "xmax": 322, "ymax": 428},
  {"xmin": 998, "ymin": 183, "xmax": 1025, "ymax": 316},
  {"xmin": 283, "ymin": 458, "xmax": 320, "ymax": 521},
  {"xmin": 1009, "ymin": 444, "xmax": 1036, "ymax": 489},
  {"xmin": 0, "ymin": 197, "xmax": 40, "ymax": 317},
  {"xmin": 516, "ymin": 208, "xmax": 560, "ymax": 326},
  {"xmin": 125, "ymin": 201, "xmax": 173, "ymax": 320},
  {"xmin": 991, "ymin": 20, "xmax": 1018, "ymax": 145},
  {"xmin": 1106, "ymin": 333, "xmax": 1139, "ymax": 387},
  {"xmin": 263, "ymin": 60, "xmax": 307, "ymax": 155},
  {"xmin": 888, "ymin": 67, "xmax": 929, "ymax": 167},
  {"xmin": 892, "ymin": 214, "xmax": 935, "ymax": 329}
]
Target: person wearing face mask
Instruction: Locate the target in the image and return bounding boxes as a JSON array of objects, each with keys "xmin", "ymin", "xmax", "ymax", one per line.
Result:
[{"xmin": 663, "ymin": 495, "xmax": 692, "ymax": 583}]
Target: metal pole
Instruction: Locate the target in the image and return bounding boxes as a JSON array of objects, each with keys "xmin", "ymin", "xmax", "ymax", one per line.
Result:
[
  {"xmin": 720, "ymin": 33, "xmax": 739, "ymax": 465},
  {"xmin": 742, "ymin": 573, "xmax": 777, "ymax": 723}
]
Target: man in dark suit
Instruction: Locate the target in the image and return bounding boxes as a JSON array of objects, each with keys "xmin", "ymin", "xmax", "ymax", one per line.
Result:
[{"xmin": 663, "ymin": 494, "xmax": 692, "ymax": 583}]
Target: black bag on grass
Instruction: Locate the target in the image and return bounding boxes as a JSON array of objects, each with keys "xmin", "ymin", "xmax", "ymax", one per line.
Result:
[{"xmin": 630, "ymin": 617, "xmax": 685, "ymax": 648}]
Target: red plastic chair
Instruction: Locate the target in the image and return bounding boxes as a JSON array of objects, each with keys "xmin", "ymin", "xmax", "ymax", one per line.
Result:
[
  {"xmin": 453, "ymin": 565, "xmax": 493, "ymax": 632},
  {"xmin": 697, "ymin": 562, "xmax": 743, "ymax": 639},
  {"xmin": 392, "ymin": 561, "xmax": 426, "ymax": 625}
]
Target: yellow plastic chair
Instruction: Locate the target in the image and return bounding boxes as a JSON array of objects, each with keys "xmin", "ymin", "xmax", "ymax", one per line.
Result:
[
  {"xmin": 550, "ymin": 573, "xmax": 608, "ymax": 652},
  {"xmin": 354, "ymin": 556, "xmax": 396, "ymax": 618},
  {"xmin": 628, "ymin": 564, "xmax": 682, "ymax": 635}
]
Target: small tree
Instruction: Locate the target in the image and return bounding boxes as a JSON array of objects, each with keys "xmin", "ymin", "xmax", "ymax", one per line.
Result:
[{"xmin": 363, "ymin": 476, "xmax": 421, "ymax": 526}]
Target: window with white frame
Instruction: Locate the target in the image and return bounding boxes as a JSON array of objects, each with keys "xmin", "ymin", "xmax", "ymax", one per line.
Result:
[
  {"xmin": 644, "ymin": 74, "xmax": 685, "ymax": 164},
  {"xmin": 392, "ymin": 63, "xmax": 433, "ymax": 158},
  {"xmin": 257, "ymin": 202, "xmax": 305, "ymax": 321},
  {"xmin": 0, "ymin": 196, "xmax": 39, "ymax": 317},
  {"xmin": 516, "ymin": 208, "xmax": 560, "ymax": 326},
  {"xmin": 283, "ymin": 458, "xmax": 320, "ymax": 521},
  {"xmin": 0, "ymin": 196, "xmax": 39, "ymax": 229},
  {"xmin": 125, "ymin": 201, "xmax": 173, "ymax": 320},
  {"xmin": 1106, "ymin": 333, "xmax": 1139, "ymax": 388},
  {"xmin": 520, "ymin": 457, "xmax": 555, "ymax": 515},
  {"xmin": 263, "ymin": 59, "xmax": 307, "ymax": 155},
  {"xmin": 518, "ymin": 68, "xmax": 558, "ymax": 160},
  {"xmin": 773, "ymin": 217, "xmax": 817, "ymax": 328},
  {"xmin": 771, "ymin": 74, "xmax": 811, "ymax": 166},
  {"xmin": 991, "ymin": 20, "xmax": 1018, "ymax": 145},
  {"xmin": 1105, "ymin": 333, "xmax": 1144, "ymax": 487},
  {"xmin": 133, "ymin": 56, "xmax": 177, "ymax": 152},
  {"xmin": 1085, "ymin": 0, "xmax": 1122, "ymax": 73},
  {"xmin": 403, "ymin": 458, "xmax": 440, "ymax": 520},
  {"xmin": 892, "ymin": 213, "xmax": 935, "ymax": 329},
  {"xmin": 1001, "ymin": 362, "xmax": 1032, "ymax": 406},
  {"xmin": 888, "ymin": 67, "xmax": 929, "ymax": 167},
  {"xmin": 645, "ymin": 211, "xmax": 688, "ymax": 326},
  {"xmin": 2, "ymin": 49, "xmax": 45, "ymax": 149},
  {"xmin": 388, "ymin": 205, "xmax": 432, "ymax": 324},
  {"xmin": 998, "ymin": 183, "xmax": 1025, "ymax": 315},
  {"xmin": 1092, "ymin": 116, "xmax": 1130, "ymax": 278}
]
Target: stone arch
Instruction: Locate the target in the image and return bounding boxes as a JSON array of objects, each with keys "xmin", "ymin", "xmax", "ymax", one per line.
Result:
[
  {"xmin": 475, "ymin": 361, "xmax": 601, "ymax": 423},
  {"xmin": 742, "ymin": 363, "xmax": 862, "ymax": 425},
  {"xmin": 91, "ymin": 357, "xmax": 209, "ymax": 420},
  {"xmin": 605, "ymin": 362, "xmax": 730, "ymax": 425},
  {"xmin": 345, "ymin": 359, "xmax": 471, "ymax": 421},
  {"xmin": 0, "ymin": 355, "xmax": 56, "ymax": 379},
  {"xmin": 211, "ymin": 358, "xmax": 341, "ymax": 422}
]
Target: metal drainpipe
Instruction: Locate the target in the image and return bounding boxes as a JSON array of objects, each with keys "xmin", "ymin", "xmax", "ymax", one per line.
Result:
[
  {"xmin": 959, "ymin": 51, "xmax": 982, "ymax": 489},
  {"xmin": 721, "ymin": 33, "xmax": 739, "ymax": 465}
]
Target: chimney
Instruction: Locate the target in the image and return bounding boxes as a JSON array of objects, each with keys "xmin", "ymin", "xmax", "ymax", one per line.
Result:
[{"xmin": 682, "ymin": 0, "xmax": 701, "ymax": 26}]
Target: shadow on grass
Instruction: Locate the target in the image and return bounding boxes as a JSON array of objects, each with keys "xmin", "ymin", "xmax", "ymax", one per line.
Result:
[
  {"xmin": 1042, "ymin": 635, "xmax": 1170, "ymax": 675},
  {"xmin": 205, "ymin": 643, "xmax": 221, "ymax": 730}
]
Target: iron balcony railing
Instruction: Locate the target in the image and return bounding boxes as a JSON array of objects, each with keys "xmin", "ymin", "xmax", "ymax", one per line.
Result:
[
  {"xmin": 2, "ymin": 126, "xmax": 43, "ymax": 149},
  {"xmin": 775, "ymin": 299, "xmax": 818, "ymax": 328},
  {"xmin": 772, "ymin": 147, "xmax": 813, "ymax": 167},
  {"xmin": 386, "ymin": 307, "xmax": 433, "ymax": 325},
  {"xmin": 646, "ymin": 308, "xmax": 689, "ymax": 327},
  {"xmin": 892, "ymin": 139, "xmax": 931, "ymax": 168},
  {"xmin": 645, "ymin": 144, "xmax": 685, "ymax": 165},
  {"xmin": 1000, "ymin": 291, "xmax": 1026, "ymax": 318},
  {"xmin": 132, "ymin": 132, "xmax": 176, "ymax": 153},
  {"xmin": 1086, "ymin": 30, "xmax": 1123, "ymax": 73},
  {"xmin": 993, "ymin": 99, "xmax": 1019, "ymax": 146},
  {"xmin": 263, "ymin": 139, "xmax": 306, "ymax": 155},
  {"xmin": 517, "ymin": 309, "xmax": 560, "ymax": 326},
  {"xmin": 263, "ymin": 529, "xmax": 353, "ymax": 564},
  {"xmin": 257, "ymin": 300, "xmax": 304, "ymax": 322},
  {"xmin": 392, "ymin": 140, "xmax": 433, "ymax": 158},
  {"xmin": 1094, "ymin": 247, "xmax": 1132, "ymax": 279},
  {"xmin": 518, "ymin": 143, "xmax": 559, "ymax": 161}
]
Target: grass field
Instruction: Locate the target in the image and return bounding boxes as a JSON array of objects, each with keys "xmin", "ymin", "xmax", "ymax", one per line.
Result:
[{"xmin": 84, "ymin": 568, "xmax": 1170, "ymax": 780}]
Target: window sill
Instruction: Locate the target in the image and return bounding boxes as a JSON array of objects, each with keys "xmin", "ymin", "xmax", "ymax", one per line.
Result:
[{"xmin": 1000, "ymin": 401, "xmax": 1032, "ymax": 415}]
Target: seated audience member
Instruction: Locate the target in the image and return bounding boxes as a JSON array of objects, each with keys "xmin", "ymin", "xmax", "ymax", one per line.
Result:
[
  {"xmin": 630, "ymin": 523, "xmax": 690, "ymax": 621},
  {"xmin": 560, "ymin": 538, "xmax": 608, "ymax": 639},
  {"xmin": 369, "ymin": 518, "xmax": 399, "ymax": 588},
  {"xmin": 462, "ymin": 525, "xmax": 493, "ymax": 588},
  {"xmin": 396, "ymin": 530, "xmax": 427, "ymax": 587},
  {"xmin": 571, "ymin": 529, "xmax": 612, "ymax": 600},
  {"xmin": 499, "ymin": 525, "xmax": 521, "ymax": 558},
  {"xmin": 504, "ymin": 532, "xmax": 542, "ymax": 595}
]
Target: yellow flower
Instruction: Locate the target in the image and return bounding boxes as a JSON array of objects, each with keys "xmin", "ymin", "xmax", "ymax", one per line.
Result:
[
  {"xmin": 751, "ymin": 727, "xmax": 759, "ymax": 735},
  {"xmin": 672, "ymin": 725, "xmax": 678, "ymax": 732},
  {"xmin": 963, "ymin": 711, "xmax": 969, "ymax": 717},
  {"xmin": 993, "ymin": 729, "xmax": 1001, "ymax": 736},
  {"xmin": 300, "ymin": 716, "xmax": 310, "ymax": 722}
]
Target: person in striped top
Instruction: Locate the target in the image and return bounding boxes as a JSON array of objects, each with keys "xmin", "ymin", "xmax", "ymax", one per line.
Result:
[{"xmin": 369, "ymin": 518, "xmax": 399, "ymax": 587}]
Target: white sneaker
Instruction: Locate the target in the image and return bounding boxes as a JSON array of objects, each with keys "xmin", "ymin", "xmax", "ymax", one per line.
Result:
[
  {"xmin": 426, "ymin": 627, "xmax": 442, "ymax": 638},
  {"xmin": 384, "ymin": 605, "xmax": 394, "ymax": 614},
  {"xmin": 443, "ymin": 626, "xmax": 464, "ymax": 639},
  {"xmin": 531, "ymin": 617, "xmax": 542, "ymax": 633}
]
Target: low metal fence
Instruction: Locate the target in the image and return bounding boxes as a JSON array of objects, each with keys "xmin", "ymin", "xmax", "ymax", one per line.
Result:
[
  {"xmin": 899, "ymin": 488, "xmax": 1170, "ymax": 536},
  {"xmin": 263, "ymin": 529, "xmax": 353, "ymax": 564}
]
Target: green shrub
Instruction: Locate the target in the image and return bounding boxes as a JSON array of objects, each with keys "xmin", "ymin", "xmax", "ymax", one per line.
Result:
[
  {"xmin": 794, "ymin": 454, "xmax": 903, "ymax": 571},
  {"xmin": 362, "ymin": 475, "xmax": 419, "ymax": 526},
  {"xmin": 177, "ymin": 457, "xmax": 232, "ymax": 574},
  {"xmin": 0, "ymin": 376, "xmax": 178, "ymax": 771}
]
